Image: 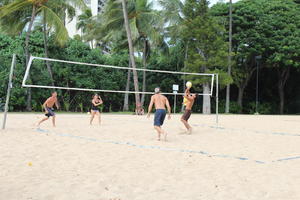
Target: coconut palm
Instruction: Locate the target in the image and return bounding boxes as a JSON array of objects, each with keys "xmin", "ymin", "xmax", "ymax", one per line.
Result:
[
  {"xmin": 76, "ymin": 8, "xmax": 95, "ymax": 47},
  {"xmin": 87, "ymin": 0, "xmax": 165, "ymax": 109},
  {"xmin": 42, "ymin": 1, "xmax": 84, "ymax": 87},
  {"xmin": 0, "ymin": 0, "xmax": 86, "ymax": 110},
  {"xmin": 76, "ymin": 8, "xmax": 92, "ymax": 36},
  {"xmin": 160, "ymin": 0, "xmax": 229, "ymax": 114},
  {"xmin": 120, "ymin": 0, "xmax": 142, "ymax": 112}
]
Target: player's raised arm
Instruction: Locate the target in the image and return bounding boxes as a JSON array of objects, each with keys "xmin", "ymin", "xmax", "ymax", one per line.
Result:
[
  {"xmin": 99, "ymin": 96, "xmax": 103, "ymax": 104},
  {"xmin": 184, "ymin": 87, "xmax": 190, "ymax": 95},
  {"xmin": 92, "ymin": 99, "xmax": 100, "ymax": 106}
]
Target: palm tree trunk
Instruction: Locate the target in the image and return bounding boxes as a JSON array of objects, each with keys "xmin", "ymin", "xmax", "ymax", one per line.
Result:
[
  {"xmin": 181, "ymin": 44, "xmax": 188, "ymax": 112},
  {"xmin": 202, "ymin": 82, "xmax": 211, "ymax": 114},
  {"xmin": 43, "ymin": 12, "xmax": 55, "ymax": 87},
  {"xmin": 277, "ymin": 67, "xmax": 290, "ymax": 114},
  {"xmin": 278, "ymin": 85, "xmax": 285, "ymax": 114},
  {"xmin": 225, "ymin": 0, "xmax": 233, "ymax": 113},
  {"xmin": 25, "ymin": 5, "xmax": 37, "ymax": 111},
  {"xmin": 121, "ymin": 0, "xmax": 141, "ymax": 112},
  {"xmin": 123, "ymin": 60, "xmax": 131, "ymax": 111},
  {"xmin": 236, "ymin": 68, "xmax": 256, "ymax": 113},
  {"xmin": 141, "ymin": 39, "xmax": 147, "ymax": 107},
  {"xmin": 196, "ymin": 49, "xmax": 211, "ymax": 114},
  {"xmin": 237, "ymin": 86, "xmax": 245, "ymax": 113}
]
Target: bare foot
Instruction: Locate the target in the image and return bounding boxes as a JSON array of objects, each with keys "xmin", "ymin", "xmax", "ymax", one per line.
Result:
[
  {"xmin": 163, "ymin": 132, "xmax": 167, "ymax": 141},
  {"xmin": 187, "ymin": 127, "xmax": 192, "ymax": 134},
  {"xmin": 161, "ymin": 131, "xmax": 167, "ymax": 141}
]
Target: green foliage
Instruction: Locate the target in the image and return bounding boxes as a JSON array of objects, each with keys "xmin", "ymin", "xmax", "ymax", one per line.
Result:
[
  {"xmin": 0, "ymin": 0, "xmax": 87, "ymax": 45},
  {"xmin": 244, "ymin": 102, "xmax": 275, "ymax": 115},
  {"xmin": 211, "ymin": 0, "xmax": 300, "ymax": 113},
  {"xmin": 216, "ymin": 100, "xmax": 241, "ymax": 114},
  {"xmin": 216, "ymin": 100, "xmax": 275, "ymax": 114},
  {"xmin": 211, "ymin": 0, "xmax": 264, "ymax": 87},
  {"xmin": 0, "ymin": 32, "xmax": 130, "ymax": 112},
  {"xmin": 1, "ymin": 0, "xmax": 300, "ymax": 114},
  {"xmin": 258, "ymin": 0, "xmax": 300, "ymax": 69},
  {"xmin": 180, "ymin": 0, "xmax": 229, "ymax": 90}
]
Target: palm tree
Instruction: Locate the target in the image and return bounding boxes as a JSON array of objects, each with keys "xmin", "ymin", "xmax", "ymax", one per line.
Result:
[
  {"xmin": 76, "ymin": 8, "xmax": 92, "ymax": 36},
  {"xmin": 225, "ymin": 0, "xmax": 233, "ymax": 113},
  {"xmin": 87, "ymin": 0, "xmax": 164, "ymax": 110},
  {"xmin": 158, "ymin": 0, "xmax": 187, "ymax": 112},
  {"xmin": 0, "ymin": 0, "xmax": 86, "ymax": 110},
  {"xmin": 161, "ymin": 0, "xmax": 228, "ymax": 114},
  {"xmin": 76, "ymin": 8, "xmax": 94, "ymax": 47},
  {"xmin": 42, "ymin": 1, "xmax": 85, "ymax": 86},
  {"xmin": 120, "ymin": 0, "xmax": 142, "ymax": 111},
  {"xmin": 42, "ymin": 10, "xmax": 55, "ymax": 87}
]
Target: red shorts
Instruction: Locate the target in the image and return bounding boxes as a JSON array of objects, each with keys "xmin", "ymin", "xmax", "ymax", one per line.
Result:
[{"xmin": 182, "ymin": 109, "xmax": 192, "ymax": 121}]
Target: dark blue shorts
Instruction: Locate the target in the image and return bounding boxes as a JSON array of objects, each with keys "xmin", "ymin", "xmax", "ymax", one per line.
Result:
[
  {"xmin": 154, "ymin": 109, "xmax": 166, "ymax": 126},
  {"xmin": 45, "ymin": 107, "xmax": 55, "ymax": 117}
]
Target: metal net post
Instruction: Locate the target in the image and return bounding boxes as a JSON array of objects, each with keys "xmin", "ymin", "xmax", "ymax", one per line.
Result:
[{"xmin": 2, "ymin": 54, "xmax": 16, "ymax": 130}]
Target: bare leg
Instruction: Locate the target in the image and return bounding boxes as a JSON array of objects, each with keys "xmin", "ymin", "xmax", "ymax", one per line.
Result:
[
  {"xmin": 52, "ymin": 116, "xmax": 56, "ymax": 127},
  {"xmin": 162, "ymin": 129, "xmax": 167, "ymax": 141},
  {"xmin": 154, "ymin": 126, "xmax": 161, "ymax": 140},
  {"xmin": 38, "ymin": 117, "xmax": 49, "ymax": 127},
  {"xmin": 154, "ymin": 126, "xmax": 167, "ymax": 141},
  {"xmin": 96, "ymin": 112, "xmax": 101, "ymax": 125},
  {"xmin": 181, "ymin": 118, "xmax": 192, "ymax": 134},
  {"xmin": 90, "ymin": 111, "xmax": 95, "ymax": 125},
  {"xmin": 188, "ymin": 127, "xmax": 192, "ymax": 134}
]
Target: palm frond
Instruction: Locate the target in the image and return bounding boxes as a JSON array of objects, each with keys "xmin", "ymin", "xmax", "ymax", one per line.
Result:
[
  {"xmin": 39, "ymin": 6, "xmax": 69, "ymax": 46},
  {"xmin": 64, "ymin": 0, "xmax": 88, "ymax": 10},
  {"xmin": 0, "ymin": 0, "xmax": 31, "ymax": 18}
]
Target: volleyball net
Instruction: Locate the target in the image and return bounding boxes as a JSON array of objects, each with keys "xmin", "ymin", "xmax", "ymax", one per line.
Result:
[
  {"xmin": 20, "ymin": 55, "xmax": 218, "ymax": 123},
  {"xmin": 22, "ymin": 56, "xmax": 216, "ymax": 96}
]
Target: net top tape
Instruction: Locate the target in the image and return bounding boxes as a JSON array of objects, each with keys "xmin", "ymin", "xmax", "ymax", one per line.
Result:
[
  {"xmin": 32, "ymin": 56, "xmax": 215, "ymax": 76},
  {"xmin": 22, "ymin": 56, "xmax": 216, "ymax": 96}
]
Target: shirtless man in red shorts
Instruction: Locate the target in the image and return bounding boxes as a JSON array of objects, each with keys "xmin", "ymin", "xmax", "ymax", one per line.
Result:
[{"xmin": 181, "ymin": 87, "xmax": 197, "ymax": 134}]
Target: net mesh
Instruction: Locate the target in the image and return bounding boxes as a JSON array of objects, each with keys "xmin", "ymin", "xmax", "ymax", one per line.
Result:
[{"xmin": 22, "ymin": 56, "xmax": 215, "ymax": 96}]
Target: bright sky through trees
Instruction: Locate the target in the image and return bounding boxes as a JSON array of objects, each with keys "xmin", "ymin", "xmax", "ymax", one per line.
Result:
[{"xmin": 153, "ymin": 0, "xmax": 240, "ymax": 9}]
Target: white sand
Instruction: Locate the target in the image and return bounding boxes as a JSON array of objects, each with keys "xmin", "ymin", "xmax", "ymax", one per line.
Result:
[{"xmin": 1, "ymin": 113, "xmax": 300, "ymax": 200}]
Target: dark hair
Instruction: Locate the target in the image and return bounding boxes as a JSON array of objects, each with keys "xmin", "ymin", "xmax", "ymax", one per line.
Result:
[{"xmin": 93, "ymin": 93, "xmax": 99, "ymax": 97}]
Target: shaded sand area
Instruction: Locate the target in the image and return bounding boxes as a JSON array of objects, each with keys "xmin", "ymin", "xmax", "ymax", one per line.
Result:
[{"xmin": 1, "ymin": 113, "xmax": 300, "ymax": 200}]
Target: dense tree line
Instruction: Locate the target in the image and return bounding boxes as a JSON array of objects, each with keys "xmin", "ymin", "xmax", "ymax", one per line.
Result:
[
  {"xmin": 0, "ymin": 0, "xmax": 299, "ymax": 114},
  {"xmin": 0, "ymin": 32, "xmax": 186, "ymax": 112}
]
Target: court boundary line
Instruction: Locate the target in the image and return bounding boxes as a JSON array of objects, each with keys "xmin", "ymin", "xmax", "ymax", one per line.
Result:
[
  {"xmin": 36, "ymin": 128, "xmax": 300, "ymax": 163},
  {"xmin": 192, "ymin": 124, "xmax": 300, "ymax": 137},
  {"xmin": 92, "ymin": 118, "xmax": 299, "ymax": 137},
  {"xmin": 36, "ymin": 128, "xmax": 267, "ymax": 164},
  {"xmin": 74, "ymin": 117, "xmax": 299, "ymax": 137}
]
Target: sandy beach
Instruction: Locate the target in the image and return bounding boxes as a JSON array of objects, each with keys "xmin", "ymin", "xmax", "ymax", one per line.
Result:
[{"xmin": 1, "ymin": 113, "xmax": 300, "ymax": 200}]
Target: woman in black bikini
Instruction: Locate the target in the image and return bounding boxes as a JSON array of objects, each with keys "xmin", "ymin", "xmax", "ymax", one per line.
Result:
[{"xmin": 90, "ymin": 94, "xmax": 103, "ymax": 125}]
